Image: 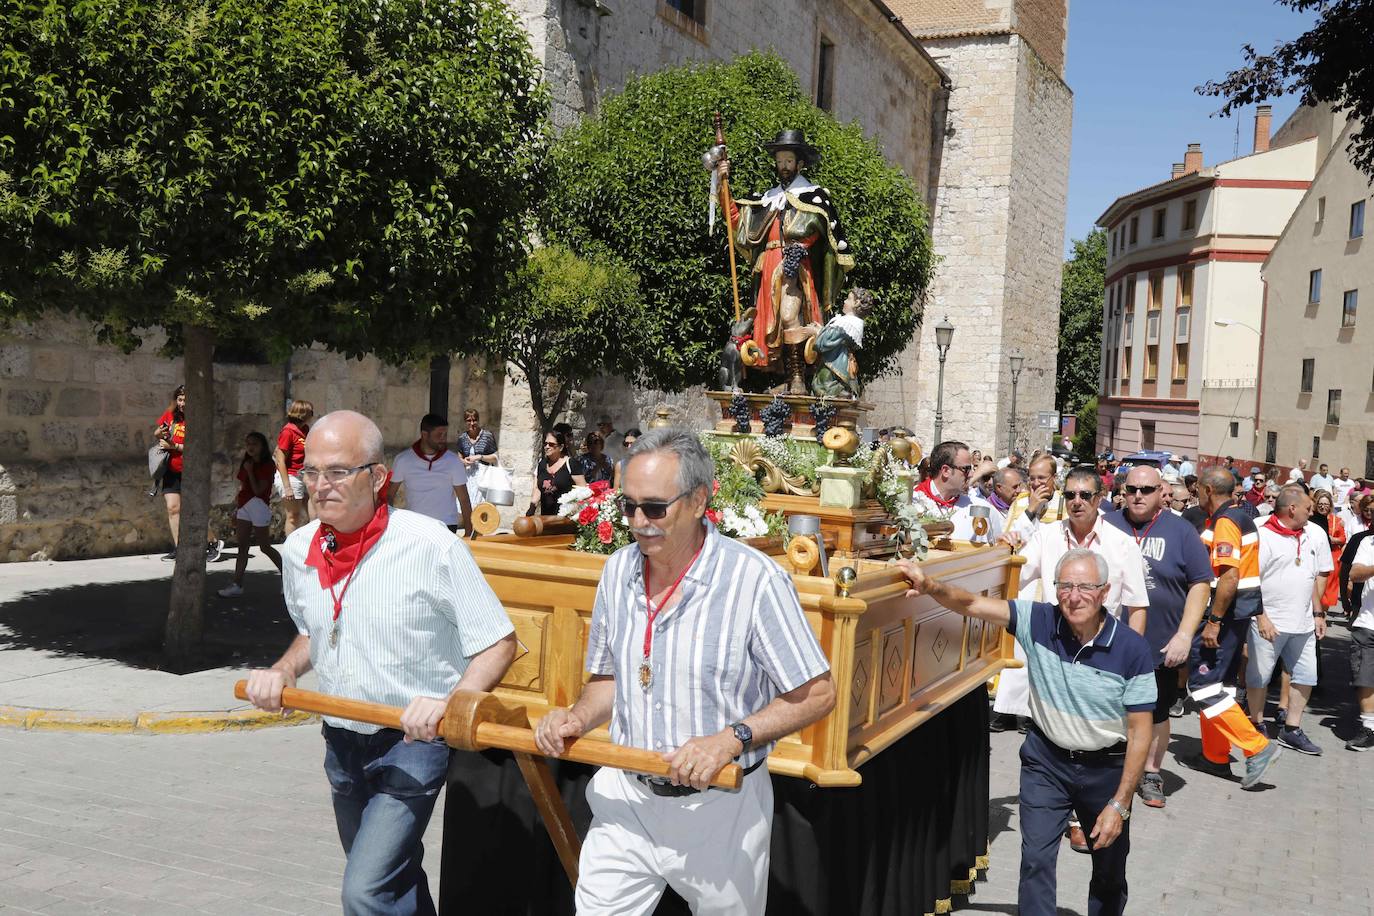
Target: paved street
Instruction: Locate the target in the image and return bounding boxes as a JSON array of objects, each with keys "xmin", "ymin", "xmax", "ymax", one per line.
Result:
[{"xmin": 1, "ymin": 632, "xmax": 1370, "ymax": 915}]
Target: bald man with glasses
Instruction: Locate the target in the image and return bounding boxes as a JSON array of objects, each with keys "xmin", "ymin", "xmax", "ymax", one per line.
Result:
[{"xmin": 898, "ymin": 549, "xmax": 1155, "ymax": 916}]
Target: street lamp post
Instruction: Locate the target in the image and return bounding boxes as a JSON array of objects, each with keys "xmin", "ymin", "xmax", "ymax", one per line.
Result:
[
  {"xmin": 1007, "ymin": 353, "xmax": 1024, "ymax": 457},
  {"xmin": 933, "ymin": 317, "xmax": 955, "ymax": 447}
]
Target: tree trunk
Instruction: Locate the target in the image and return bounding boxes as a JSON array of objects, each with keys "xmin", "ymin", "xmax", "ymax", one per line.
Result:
[
  {"xmin": 163, "ymin": 323, "xmax": 215, "ymax": 670},
  {"xmin": 429, "ymin": 354, "xmax": 451, "ymax": 418}
]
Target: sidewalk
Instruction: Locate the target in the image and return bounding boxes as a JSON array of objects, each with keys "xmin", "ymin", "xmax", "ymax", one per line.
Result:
[{"xmin": 0, "ymin": 549, "xmax": 317, "ymax": 732}]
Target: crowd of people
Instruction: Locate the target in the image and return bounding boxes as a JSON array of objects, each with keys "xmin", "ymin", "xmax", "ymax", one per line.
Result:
[
  {"xmin": 153, "ymin": 389, "xmax": 1374, "ymax": 914},
  {"xmin": 149, "ymin": 387, "xmax": 644, "ymax": 585},
  {"xmin": 899, "ymin": 439, "xmax": 1374, "ymax": 916}
]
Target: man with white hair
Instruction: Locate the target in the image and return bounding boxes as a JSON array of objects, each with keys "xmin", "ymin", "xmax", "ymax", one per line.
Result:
[
  {"xmin": 897, "ymin": 549, "xmax": 1155, "ymax": 916},
  {"xmin": 535, "ymin": 428, "xmax": 835, "ymax": 913},
  {"xmin": 245, "ymin": 410, "xmax": 517, "ymax": 914}
]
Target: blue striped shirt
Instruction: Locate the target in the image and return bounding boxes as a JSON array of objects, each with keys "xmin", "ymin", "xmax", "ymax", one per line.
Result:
[
  {"xmin": 1007, "ymin": 599, "xmax": 1156, "ymax": 751},
  {"xmin": 283, "ymin": 509, "xmax": 515, "ymax": 734},
  {"xmin": 586, "ymin": 522, "xmax": 831, "ymax": 768}
]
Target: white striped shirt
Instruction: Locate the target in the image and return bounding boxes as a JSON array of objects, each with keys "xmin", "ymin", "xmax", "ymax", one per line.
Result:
[
  {"xmin": 586, "ymin": 522, "xmax": 830, "ymax": 769},
  {"xmin": 282, "ymin": 509, "xmax": 514, "ymax": 734}
]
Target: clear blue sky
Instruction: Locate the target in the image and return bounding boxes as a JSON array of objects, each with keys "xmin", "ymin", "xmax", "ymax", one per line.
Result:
[{"xmin": 1063, "ymin": 1, "xmax": 1318, "ymax": 254}]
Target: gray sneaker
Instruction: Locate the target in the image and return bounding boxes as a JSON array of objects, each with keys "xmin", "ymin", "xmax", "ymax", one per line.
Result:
[
  {"xmin": 1137, "ymin": 772, "xmax": 1165, "ymax": 808},
  {"xmin": 1241, "ymin": 741, "xmax": 1282, "ymax": 790},
  {"xmin": 1345, "ymin": 728, "xmax": 1374, "ymax": 752},
  {"xmin": 1277, "ymin": 726, "xmax": 1322, "ymax": 756}
]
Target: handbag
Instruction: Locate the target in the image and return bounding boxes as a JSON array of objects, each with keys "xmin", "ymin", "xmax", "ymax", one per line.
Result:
[{"xmin": 147, "ymin": 443, "xmax": 169, "ymax": 497}]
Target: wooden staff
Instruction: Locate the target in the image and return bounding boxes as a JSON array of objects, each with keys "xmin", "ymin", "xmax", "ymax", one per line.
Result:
[
  {"xmin": 233, "ymin": 682, "xmax": 744, "ymax": 885},
  {"xmin": 714, "ymin": 111, "xmax": 744, "ymax": 323}
]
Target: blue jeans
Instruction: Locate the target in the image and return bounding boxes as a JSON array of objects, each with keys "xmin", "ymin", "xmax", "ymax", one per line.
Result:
[
  {"xmin": 1018, "ymin": 729, "xmax": 1131, "ymax": 916},
  {"xmin": 323, "ymin": 724, "xmax": 451, "ymax": 916}
]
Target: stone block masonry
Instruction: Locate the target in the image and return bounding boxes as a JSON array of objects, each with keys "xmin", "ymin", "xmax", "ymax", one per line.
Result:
[{"xmin": 0, "ymin": 314, "xmax": 503, "ymax": 561}]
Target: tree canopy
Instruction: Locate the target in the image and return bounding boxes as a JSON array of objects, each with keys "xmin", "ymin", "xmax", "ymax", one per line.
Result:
[
  {"xmin": 1198, "ymin": 0, "xmax": 1374, "ymax": 178},
  {"xmin": 0, "ymin": 0, "xmax": 546, "ymax": 663},
  {"xmin": 487, "ymin": 245, "xmax": 651, "ymax": 433},
  {"xmin": 539, "ymin": 51, "xmax": 935, "ymax": 392},
  {"xmin": 1057, "ymin": 229, "xmax": 1106, "ymax": 414},
  {"xmin": 0, "ymin": 0, "xmax": 546, "ymax": 358}
]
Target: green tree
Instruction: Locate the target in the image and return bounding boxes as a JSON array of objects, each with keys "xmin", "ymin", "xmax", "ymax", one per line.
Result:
[
  {"xmin": 1072, "ymin": 396, "xmax": 1098, "ymax": 459},
  {"xmin": 1199, "ymin": 0, "xmax": 1374, "ymax": 178},
  {"xmin": 0, "ymin": 0, "xmax": 545, "ymax": 666},
  {"xmin": 486, "ymin": 245, "xmax": 651, "ymax": 443},
  {"xmin": 1057, "ymin": 229, "xmax": 1106, "ymax": 414},
  {"xmin": 539, "ymin": 51, "xmax": 935, "ymax": 392}
]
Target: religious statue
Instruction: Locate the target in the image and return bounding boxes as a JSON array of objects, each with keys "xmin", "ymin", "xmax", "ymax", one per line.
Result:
[
  {"xmin": 806, "ymin": 287, "xmax": 874, "ymax": 398},
  {"xmin": 717, "ymin": 129, "xmax": 854, "ymax": 393}
]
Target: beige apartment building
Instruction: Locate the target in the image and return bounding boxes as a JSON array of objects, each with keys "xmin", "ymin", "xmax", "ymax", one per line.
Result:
[
  {"xmin": 1095, "ymin": 106, "xmax": 1318, "ymax": 463},
  {"xmin": 1256, "ymin": 110, "xmax": 1374, "ymax": 479}
]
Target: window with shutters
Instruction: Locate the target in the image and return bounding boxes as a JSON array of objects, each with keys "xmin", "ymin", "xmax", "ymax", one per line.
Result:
[
  {"xmin": 1327, "ymin": 389, "xmax": 1342, "ymax": 426},
  {"xmin": 1300, "ymin": 358, "xmax": 1314, "ymax": 393}
]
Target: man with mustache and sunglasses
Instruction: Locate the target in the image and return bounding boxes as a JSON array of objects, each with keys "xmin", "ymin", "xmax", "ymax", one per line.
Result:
[
  {"xmin": 534, "ymin": 428, "xmax": 835, "ymax": 914},
  {"xmin": 1104, "ymin": 465, "xmax": 1213, "ymax": 808}
]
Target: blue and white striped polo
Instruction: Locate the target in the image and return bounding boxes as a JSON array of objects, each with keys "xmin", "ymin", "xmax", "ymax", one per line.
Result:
[
  {"xmin": 586, "ymin": 522, "xmax": 831, "ymax": 769},
  {"xmin": 1006, "ymin": 599, "xmax": 1157, "ymax": 751},
  {"xmin": 282, "ymin": 509, "xmax": 515, "ymax": 734}
]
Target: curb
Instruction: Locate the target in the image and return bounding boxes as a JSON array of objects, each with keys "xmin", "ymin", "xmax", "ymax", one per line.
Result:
[{"xmin": 0, "ymin": 705, "xmax": 317, "ymax": 735}]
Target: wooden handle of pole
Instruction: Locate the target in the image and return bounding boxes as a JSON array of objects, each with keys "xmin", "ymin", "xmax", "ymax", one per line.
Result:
[
  {"xmin": 713, "ymin": 111, "xmax": 744, "ymax": 323},
  {"xmin": 233, "ymin": 681, "xmax": 744, "ymax": 790}
]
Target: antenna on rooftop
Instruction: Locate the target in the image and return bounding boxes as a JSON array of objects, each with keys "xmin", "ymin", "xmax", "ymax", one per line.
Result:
[{"xmin": 1233, "ymin": 116, "xmax": 1240, "ymax": 158}]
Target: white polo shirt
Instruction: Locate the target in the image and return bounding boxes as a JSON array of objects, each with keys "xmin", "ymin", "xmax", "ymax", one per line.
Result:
[
  {"xmin": 1256, "ymin": 521, "xmax": 1332, "ymax": 633},
  {"xmin": 911, "ymin": 486, "xmax": 1005, "ymax": 542},
  {"xmin": 1018, "ymin": 516, "xmax": 1150, "ymax": 615},
  {"xmin": 1352, "ymin": 537, "xmax": 1374, "ymax": 631},
  {"xmin": 392, "ymin": 447, "xmax": 468, "ymax": 526},
  {"xmin": 282, "ymin": 510, "xmax": 514, "ymax": 734}
]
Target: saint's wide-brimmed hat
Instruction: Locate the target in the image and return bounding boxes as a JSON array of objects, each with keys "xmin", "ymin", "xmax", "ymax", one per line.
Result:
[{"xmin": 763, "ymin": 129, "xmax": 820, "ymax": 166}]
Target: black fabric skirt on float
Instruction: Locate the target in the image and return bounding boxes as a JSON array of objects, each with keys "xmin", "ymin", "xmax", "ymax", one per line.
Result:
[{"xmin": 438, "ymin": 689, "xmax": 990, "ymax": 916}]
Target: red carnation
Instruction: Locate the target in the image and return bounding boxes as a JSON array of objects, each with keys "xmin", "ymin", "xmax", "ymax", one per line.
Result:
[
  {"xmin": 705, "ymin": 508, "xmax": 722, "ymax": 525},
  {"xmin": 577, "ymin": 505, "xmax": 599, "ymax": 526},
  {"xmin": 597, "ymin": 520, "xmax": 614, "ymax": 543},
  {"xmin": 712, "ymin": 479, "xmax": 721, "ymax": 495},
  {"xmin": 590, "ymin": 480, "xmax": 611, "ymax": 495}
]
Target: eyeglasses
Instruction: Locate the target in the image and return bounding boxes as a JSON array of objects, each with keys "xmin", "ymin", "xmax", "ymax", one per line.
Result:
[
  {"xmin": 1054, "ymin": 581, "xmax": 1107, "ymax": 595},
  {"xmin": 1123, "ymin": 485, "xmax": 1160, "ymax": 496},
  {"xmin": 299, "ymin": 463, "xmax": 377, "ymax": 486},
  {"xmin": 617, "ymin": 491, "xmax": 689, "ymax": 520},
  {"xmin": 1063, "ymin": 489, "xmax": 1100, "ymax": 502}
]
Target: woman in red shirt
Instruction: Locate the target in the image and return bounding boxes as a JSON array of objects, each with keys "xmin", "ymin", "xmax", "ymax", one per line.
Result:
[
  {"xmin": 273, "ymin": 399, "xmax": 315, "ymax": 534},
  {"xmin": 153, "ymin": 385, "xmax": 224, "ymax": 562},
  {"xmin": 218, "ymin": 433, "xmax": 282, "ymax": 598},
  {"xmin": 153, "ymin": 386, "xmax": 188, "ymax": 561}
]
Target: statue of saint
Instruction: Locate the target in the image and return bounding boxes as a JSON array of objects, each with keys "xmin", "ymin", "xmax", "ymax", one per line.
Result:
[
  {"xmin": 806, "ymin": 287, "xmax": 874, "ymax": 399},
  {"xmin": 719, "ymin": 130, "xmax": 853, "ymax": 393}
]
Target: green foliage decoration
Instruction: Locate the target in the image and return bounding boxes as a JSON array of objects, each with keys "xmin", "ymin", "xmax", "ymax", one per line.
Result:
[{"xmin": 540, "ymin": 51, "xmax": 935, "ymax": 392}]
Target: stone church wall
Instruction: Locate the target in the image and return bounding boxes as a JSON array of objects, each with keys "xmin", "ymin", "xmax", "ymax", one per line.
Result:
[{"xmin": 0, "ymin": 315, "xmax": 502, "ymax": 561}]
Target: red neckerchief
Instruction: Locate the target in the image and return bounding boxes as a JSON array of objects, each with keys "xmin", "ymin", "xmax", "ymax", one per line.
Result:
[
  {"xmin": 916, "ymin": 477, "xmax": 959, "ymax": 509},
  {"xmin": 1263, "ymin": 514, "xmax": 1303, "ymax": 538},
  {"xmin": 410, "ymin": 439, "xmax": 447, "ymax": 471},
  {"xmin": 304, "ymin": 485, "xmax": 391, "ymax": 590}
]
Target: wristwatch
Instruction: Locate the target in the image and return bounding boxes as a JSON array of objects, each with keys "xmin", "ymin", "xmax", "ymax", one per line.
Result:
[
  {"xmin": 729, "ymin": 722, "xmax": 753, "ymax": 756},
  {"xmin": 1109, "ymin": 799, "xmax": 1131, "ymax": 821},
  {"xmin": 1203, "ymin": 612, "xmax": 1224, "ymax": 625}
]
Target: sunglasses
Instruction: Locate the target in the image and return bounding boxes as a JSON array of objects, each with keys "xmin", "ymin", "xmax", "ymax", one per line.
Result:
[
  {"xmin": 1123, "ymin": 485, "xmax": 1160, "ymax": 496},
  {"xmin": 617, "ymin": 490, "xmax": 689, "ymax": 520},
  {"xmin": 1064, "ymin": 489, "xmax": 1100, "ymax": 502},
  {"xmin": 543, "ymin": 440, "xmax": 559, "ymax": 448},
  {"xmin": 948, "ymin": 464, "xmax": 974, "ymax": 476}
]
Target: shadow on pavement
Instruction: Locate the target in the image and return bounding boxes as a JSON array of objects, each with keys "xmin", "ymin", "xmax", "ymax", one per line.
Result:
[{"xmin": 0, "ymin": 568, "xmax": 295, "ymax": 674}]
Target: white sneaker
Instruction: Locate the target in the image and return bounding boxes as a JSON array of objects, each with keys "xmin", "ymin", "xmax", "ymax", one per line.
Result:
[
  {"xmin": 206, "ymin": 539, "xmax": 224, "ymax": 563},
  {"xmin": 217, "ymin": 583, "xmax": 243, "ymax": 598}
]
